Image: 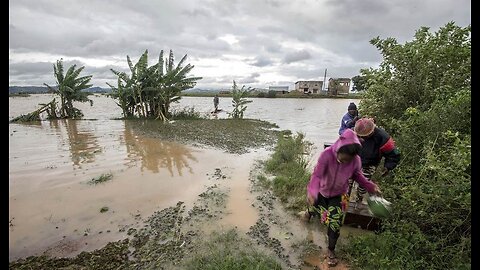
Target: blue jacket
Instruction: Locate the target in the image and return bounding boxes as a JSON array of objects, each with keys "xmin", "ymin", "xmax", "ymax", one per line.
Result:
[{"xmin": 339, "ymin": 112, "xmax": 357, "ymax": 135}]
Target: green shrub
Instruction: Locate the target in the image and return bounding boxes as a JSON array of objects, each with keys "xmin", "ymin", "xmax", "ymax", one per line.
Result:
[
  {"xmin": 170, "ymin": 106, "xmax": 203, "ymax": 120},
  {"xmin": 345, "ymin": 22, "xmax": 471, "ymax": 269}
]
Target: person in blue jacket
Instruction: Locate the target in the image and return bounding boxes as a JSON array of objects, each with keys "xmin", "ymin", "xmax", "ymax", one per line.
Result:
[{"xmin": 338, "ymin": 102, "xmax": 359, "ymax": 135}]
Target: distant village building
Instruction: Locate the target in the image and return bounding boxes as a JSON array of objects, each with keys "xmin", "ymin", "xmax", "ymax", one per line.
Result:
[
  {"xmin": 327, "ymin": 78, "xmax": 351, "ymax": 95},
  {"xmin": 268, "ymin": 86, "xmax": 289, "ymax": 94},
  {"xmin": 294, "ymin": 81, "xmax": 323, "ymax": 94}
]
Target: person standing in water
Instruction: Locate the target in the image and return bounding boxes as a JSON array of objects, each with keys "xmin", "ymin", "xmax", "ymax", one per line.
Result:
[
  {"xmin": 303, "ymin": 129, "xmax": 381, "ymax": 266},
  {"xmin": 213, "ymin": 94, "xmax": 219, "ymax": 113},
  {"xmin": 339, "ymin": 102, "xmax": 359, "ymax": 135}
]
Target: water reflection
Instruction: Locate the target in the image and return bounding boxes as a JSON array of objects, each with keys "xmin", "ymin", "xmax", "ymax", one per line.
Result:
[
  {"xmin": 123, "ymin": 121, "xmax": 198, "ymax": 176},
  {"xmin": 49, "ymin": 120, "xmax": 102, "ymax": 167}
]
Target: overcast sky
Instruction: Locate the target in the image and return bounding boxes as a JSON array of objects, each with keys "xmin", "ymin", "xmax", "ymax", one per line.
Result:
[{"xmin": 9, "ymin": 0, "xmax": 470, "ymax": 89}]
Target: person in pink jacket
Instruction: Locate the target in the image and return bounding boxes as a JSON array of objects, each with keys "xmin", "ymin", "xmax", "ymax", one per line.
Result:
[{"xmin": 304, "ymin": 129, "xmax": 381, "ymax": 266}]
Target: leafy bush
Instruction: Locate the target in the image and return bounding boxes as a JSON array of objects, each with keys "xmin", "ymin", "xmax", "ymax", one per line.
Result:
[
  {"xmin": 345, "ymin": 22, "xmax": 471, "ymax": 269},
  {"xmin": 170, "ymin": 106, "xmax": 204, "ymax": 120}
]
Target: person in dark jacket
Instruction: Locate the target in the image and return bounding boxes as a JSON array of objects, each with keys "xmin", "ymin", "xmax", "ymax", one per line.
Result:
[
  {"xmin": 352, "ymin": 118, "xmax": 401, "ymax": 203},
  {"xmin": 338, "ymin": 102, "xmax": 359, "ymax": 135}
]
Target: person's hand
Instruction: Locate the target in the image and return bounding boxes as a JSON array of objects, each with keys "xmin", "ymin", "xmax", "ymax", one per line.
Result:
[{"xmin": 372, "ymin": 183, "xmax": 382, "ymax": 196}]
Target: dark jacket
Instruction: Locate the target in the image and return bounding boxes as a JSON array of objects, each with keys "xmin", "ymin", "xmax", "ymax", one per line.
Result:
[
  {"xmin": 339, "ymin": 112, "xmax": 357, "ymax": 135},
  {"xmin": 359, "ymin": 127, "xmax": 401, "ymax": 170}
]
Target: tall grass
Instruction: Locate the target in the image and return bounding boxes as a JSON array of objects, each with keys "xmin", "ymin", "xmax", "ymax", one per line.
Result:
[{"xmin": 264, "ymin": 133, "xmax": 312, "ymax": 211}]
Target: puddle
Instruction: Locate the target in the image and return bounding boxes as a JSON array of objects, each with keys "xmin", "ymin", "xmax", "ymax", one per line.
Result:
[{"xmin": 220, "ymin": 153, "xmax": 267, "ymax": 231}]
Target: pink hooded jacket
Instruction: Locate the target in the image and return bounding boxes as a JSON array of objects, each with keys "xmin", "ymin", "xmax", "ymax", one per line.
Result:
[{"xmin": 307, "ymin": 129, "xmax": 376, "ymax": 199}]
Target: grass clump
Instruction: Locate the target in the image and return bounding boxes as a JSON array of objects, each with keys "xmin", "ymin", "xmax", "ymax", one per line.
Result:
[
  {"xmin": 88, "ymin": 173, "xmax": 113, "ymax": 185},
  {"xmin": 183, "ymin": 229, "xmax": 282, "ymax": 270},
  {"xmin": 264, "ymin": 133, "xmax": 312, "ymax": 211},
  {"xmin": 170, "ymin": 106, "xmax": 204, "ymax": 120},
  {"xmin": 100, "ymin": 207, "xmax": 109, "ymax": 213}
]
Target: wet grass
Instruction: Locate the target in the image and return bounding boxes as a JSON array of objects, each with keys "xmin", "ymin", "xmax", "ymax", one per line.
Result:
[
  {"xmin": 170, "ymin": 106, "xmax": 205, "ymax": 120},
  {"xmin": 88, "ymin": 173, "xmax": 113, "ymax": 185},
  {"xmin": 263, "ymin": 133, "xmax": 313, "ymax": 211},
  {"xmin": 127, "ymin": 119, "xmax": 281, "ymax": 154},
  {"xmin": 183, "ymin": 229, "xmax": 282, "ymax": 270},
  {"xmin": 9, "ymin": 240, "xmax": 131, "ymax": 270},
  {"xmin": 259, "ymin": 133, "xmax": 312, "ymax": 210}
]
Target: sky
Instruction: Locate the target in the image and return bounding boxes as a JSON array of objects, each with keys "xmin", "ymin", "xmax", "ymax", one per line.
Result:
[{"xmin": 9, "ymin": 0, "xmax": 471, "ymax": 89}]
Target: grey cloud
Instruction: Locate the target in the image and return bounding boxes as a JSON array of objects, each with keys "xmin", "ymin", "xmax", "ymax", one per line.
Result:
[
  {"xmin": 283, "ymin": 50, "xmax": 311, "ymax": 64},
  {"xmin": 9, "ymin": 59, "xmax": 129, "ymax": 87},
  {"xmin": 249, "ymin": 56, "xmax": 274, "ymax": 67},
  {"xmin": 9, "ymin": 0, "xmax": 470, "ymax": 88},
  {"xmin": 264, "ymin": 43, "xmax": 282, "ymax": 53},
  {"xmin": 182, "ymin": 7, "xmax": 214, "ymax": 17},
  {"xmin": 9, "ymin": 62, "xmax": 53, "ymax": 76}
]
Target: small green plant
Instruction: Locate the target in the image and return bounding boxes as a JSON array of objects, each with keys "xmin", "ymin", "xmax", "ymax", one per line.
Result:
[
  {"xmin": 228, "ymin": 80, "xmax": 253, "ymax": 119},
  {"xmin": 88, "ymin": 173, "xmax": 113, "ymax": 185},
  {"xmin": 100, "ymin": 207, "xmax": 109, "ymax": 213},
  {"xmin": 256, "ymin": 174, "xmax": 271, "ymax": 189}
]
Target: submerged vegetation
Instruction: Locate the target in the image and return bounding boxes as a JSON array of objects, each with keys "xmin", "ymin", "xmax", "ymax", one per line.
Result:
[
  {"xmin": 88, "ymin": 173, "xmax": 113, "ymax": 185},
  {"xmin": 127, "ymin": 119, "xmax": 280, "ymax": 154},
  {"xmin": 43, "ymin": 59, "xmax": 94, "ymax": 119},
  {"xmin": 11, "ymin": 59, "xmax": 94, "ymax": 122}
]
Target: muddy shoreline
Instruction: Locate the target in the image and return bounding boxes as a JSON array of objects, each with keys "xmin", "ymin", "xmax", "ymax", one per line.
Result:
[{"xmin": 10, "ymin": 160, "xmax": 353, "ymax": 270}]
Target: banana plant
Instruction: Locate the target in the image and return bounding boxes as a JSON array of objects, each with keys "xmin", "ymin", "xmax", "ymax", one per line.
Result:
[
  {"xmin": 229, "ymin": 80, "xmax": 253, "ymax": 119},
  {"xmin": 44, "ymin": 59, "xmax": 93, "ymax": 118},
  {"xmin": 109, "ymin": 50, "xmax": 202, "ymax": 121}
]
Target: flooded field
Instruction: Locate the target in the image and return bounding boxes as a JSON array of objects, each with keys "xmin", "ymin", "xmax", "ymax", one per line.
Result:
[{"xmin": 9, "ymin": 94, "xmax": 363, "ymax": 267}]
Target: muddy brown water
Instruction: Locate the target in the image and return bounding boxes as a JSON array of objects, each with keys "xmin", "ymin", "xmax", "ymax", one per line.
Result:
[{"xmin": 9, "ymin": 95, "xmax": 365, "ymax": 264}]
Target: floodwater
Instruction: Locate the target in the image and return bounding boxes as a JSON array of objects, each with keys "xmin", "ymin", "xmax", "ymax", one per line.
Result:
[{"xmin": 9, "ymin": 94, "xmax": 361, "ymax": 262}]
